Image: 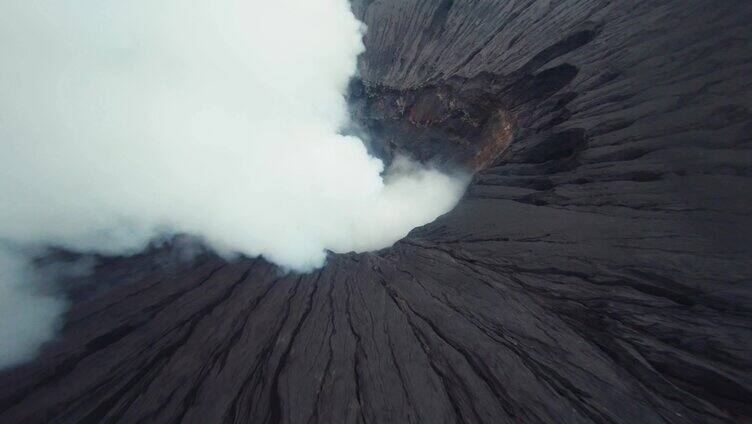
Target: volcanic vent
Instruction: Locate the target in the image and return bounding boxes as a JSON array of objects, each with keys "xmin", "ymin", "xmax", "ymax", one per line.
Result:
[{"xmin": 1, "ymin": 1, "xmax": 752, "ymax": 423}]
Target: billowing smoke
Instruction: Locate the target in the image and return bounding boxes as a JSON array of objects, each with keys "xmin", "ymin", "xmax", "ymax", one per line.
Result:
[
  {"xmin": 0, "ymin": 249, "xmax": 66, "ymax": 368},
  {"xmin": 0, "ymin": 1, "xmax": 466, "ymax": 367}
]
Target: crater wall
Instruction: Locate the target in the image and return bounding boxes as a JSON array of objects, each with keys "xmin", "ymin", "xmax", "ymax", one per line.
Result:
[{"xmin": 1, "ymin": 1, "xmax": 751, "ymax": 422}]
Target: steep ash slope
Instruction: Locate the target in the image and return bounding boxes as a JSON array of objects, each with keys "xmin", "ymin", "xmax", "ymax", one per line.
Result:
[{"xmin": 2, "ymin": 1, "xmax": 752, "ymax": 423}]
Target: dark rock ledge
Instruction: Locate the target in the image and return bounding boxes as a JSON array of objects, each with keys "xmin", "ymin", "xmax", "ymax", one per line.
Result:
[{"xmin": 1, "ymin": 1, "xmax": 751, "ymax": 423}]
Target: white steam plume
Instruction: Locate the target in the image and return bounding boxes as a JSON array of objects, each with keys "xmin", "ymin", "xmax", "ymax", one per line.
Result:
[
  {"xmin": 0, "ymin": 248, "xmax": 66, "ymax": 368},
  {"xmin": 0, "ymin": 0, "xmax": 467, "ymax": 368}
]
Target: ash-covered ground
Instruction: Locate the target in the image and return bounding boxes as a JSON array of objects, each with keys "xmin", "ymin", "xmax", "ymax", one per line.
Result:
[{"xmin": 1, "ymin": 1, "xmax": 751, "ymax": 423}]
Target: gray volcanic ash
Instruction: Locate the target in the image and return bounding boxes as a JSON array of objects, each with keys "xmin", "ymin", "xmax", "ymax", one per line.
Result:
[{"xmin": 1, "ymin": 1, "xmax": 751, "ymax": 423}]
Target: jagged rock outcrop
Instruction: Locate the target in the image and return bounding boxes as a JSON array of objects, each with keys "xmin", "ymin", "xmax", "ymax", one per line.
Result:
[{"xmin": 2, "ymin": 1, "xmax": 751, "ymax": 423}]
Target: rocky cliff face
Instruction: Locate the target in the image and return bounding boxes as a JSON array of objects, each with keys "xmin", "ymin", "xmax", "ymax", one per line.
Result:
[{"xmin": 2, "ymin": 1, "xmax": 751, "ymax": 423}]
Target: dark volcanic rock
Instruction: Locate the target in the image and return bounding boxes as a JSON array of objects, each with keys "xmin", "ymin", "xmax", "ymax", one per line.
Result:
[{"xmin": 2, "ymin": 1, "xmax": 752, "ymax": 423}]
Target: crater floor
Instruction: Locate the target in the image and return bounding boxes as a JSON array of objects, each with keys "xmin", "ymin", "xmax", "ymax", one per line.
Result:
[{"xmin": 2, "ymin": 1, "xmax": 751, "ymax": 423}]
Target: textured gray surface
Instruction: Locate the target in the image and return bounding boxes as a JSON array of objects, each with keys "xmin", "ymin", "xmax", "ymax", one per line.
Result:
[{"xmin": 1, "ymin": 0, "xmax": 751, "ymax": 422}]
